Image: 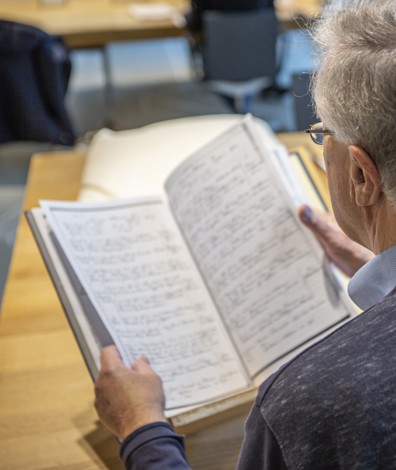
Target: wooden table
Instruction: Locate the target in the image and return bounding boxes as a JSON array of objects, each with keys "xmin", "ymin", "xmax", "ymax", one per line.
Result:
[
  {"xmin": 0, "ymin": 133, "xmax": 327, "ymax": 469},
  {"xmin": 0, "ymin": 0, "xmax": 321, "ymax": 49},
  {"xmin": 276, "ymin": 0, "xmax": 322, "ymax": 29},
  {"xmin": 0, "ymin": 0, "xmax": 188, "ymax": 49}
]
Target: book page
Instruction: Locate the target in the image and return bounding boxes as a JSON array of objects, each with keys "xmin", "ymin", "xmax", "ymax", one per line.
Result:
[
  {"xmin": 27, "ymin": 208, "xmax": 108, "ymax": 380},
  {"xmin": 40, "ymin": 199, "xmax": 248, "ymax": 411},
  {"xmin": 165, "ymin": 118, "xmax": 353, "ymax": 378}
]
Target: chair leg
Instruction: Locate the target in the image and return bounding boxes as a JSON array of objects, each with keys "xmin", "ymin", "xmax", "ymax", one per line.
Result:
[
  {"xmin": 234, "ymin": 95, "xmax": 253, "ymax": 114},
  {"xmin": 187, "ymin": 32, "xmax": 205, "ymax": 80},
  {"xmin": 101, "ymin": 45, "xmax": 115, "ymax": 129}
]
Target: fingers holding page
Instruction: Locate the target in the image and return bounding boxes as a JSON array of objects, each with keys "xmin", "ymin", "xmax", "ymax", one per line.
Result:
[
  {"xmin": 94, "ymin": 346, "xmax": 167, "ymax": 441},
  {"xmin": 297, "ymin": 205, "xmax": 374, "ymax": 277}
]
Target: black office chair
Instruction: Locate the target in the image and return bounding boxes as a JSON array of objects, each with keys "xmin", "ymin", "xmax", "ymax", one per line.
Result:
[
  {"xmin": 200, "ymin": 10, "xmax": 279, "ymax": 113},
  {"xmin": 0, "ymin": 20, "xmax": 76, "ymax": 145},
  {"xmin": 291, "ymin": 72, "xmax": 317, "ymax": 130}
]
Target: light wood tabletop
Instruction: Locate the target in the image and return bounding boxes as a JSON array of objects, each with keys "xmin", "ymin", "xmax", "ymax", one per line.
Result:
[
  {"xmin": 0, "ymin": 133, "xmax": 327, "ymax": 469},
  {"xmin": 0, "ymin": 0, "xmax": 189, "ymax": 48},
  {"xmin": 0, "ymin": 0, "xmax": 322, "ymax": 48},
  {"xmin": 0, "ymin": 152, "xmax": 121, "ymax": 469},
  {"xmin": 276, "ymin": 0, "xmax": 322, "ymax": 26}
]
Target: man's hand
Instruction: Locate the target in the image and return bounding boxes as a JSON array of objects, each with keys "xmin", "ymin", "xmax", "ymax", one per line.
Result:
[
  {"xmin": 297, "ymin": 205, "xmax": 374, "ymax": 277},
  {"xmin": 94, "ymin": 345, "xmax": 167, "ymax": 441}
]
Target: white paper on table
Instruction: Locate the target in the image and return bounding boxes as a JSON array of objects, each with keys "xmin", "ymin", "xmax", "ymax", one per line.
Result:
[{"xmin": 127, "ymin": 3, "xmax": 186, "ymax": 26}]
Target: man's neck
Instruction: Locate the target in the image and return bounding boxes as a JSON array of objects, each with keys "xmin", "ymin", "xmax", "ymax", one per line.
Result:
[{"xmin": 368, "ymin": 199, "xmax": 396, "ymax": 254}]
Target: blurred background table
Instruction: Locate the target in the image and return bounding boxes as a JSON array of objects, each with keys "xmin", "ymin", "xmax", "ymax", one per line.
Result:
[
  {"xmin": 0, "ymin": 0, "xmax": 322, "ymax": 48},
  {"xmin": 0, "ymin": 0, "xmax": 188, "ymax": 48},
  {"xmin": 276, "ymin": 0, "xmax": 322, "ymax": 29}
]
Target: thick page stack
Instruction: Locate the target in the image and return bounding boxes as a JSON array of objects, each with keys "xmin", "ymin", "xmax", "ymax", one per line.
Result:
[{"xmin": 27, "ymin": 117, "xmax": 355, "ymax": 427}]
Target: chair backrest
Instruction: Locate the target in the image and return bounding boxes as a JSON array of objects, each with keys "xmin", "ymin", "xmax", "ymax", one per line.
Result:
[
  {"xmin": 0, "ymin": 20, "xmax": 75, "ymax": 145},
  {"xmin": 201, "ymin": 10, "xmax": 278, "ymax": 82},
  {"xmin": 291, "ymin": 72, "xmax": 317, "ymax": 130}
]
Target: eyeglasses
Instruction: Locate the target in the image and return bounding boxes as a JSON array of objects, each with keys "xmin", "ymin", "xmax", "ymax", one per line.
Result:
[{"xmin": 305, "ymin": 122, "xmax": 334, "ymax": 145}]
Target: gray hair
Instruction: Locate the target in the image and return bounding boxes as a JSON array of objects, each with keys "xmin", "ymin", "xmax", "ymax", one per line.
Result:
[{"xmin": 311, "ymin": 0, "xmax": 396, "ymax": 202}]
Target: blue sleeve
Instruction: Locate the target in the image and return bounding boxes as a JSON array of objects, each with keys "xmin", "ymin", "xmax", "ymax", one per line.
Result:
[{"xmin": 120, "ymin": 422, "xmax": 192, "ymax": 470}]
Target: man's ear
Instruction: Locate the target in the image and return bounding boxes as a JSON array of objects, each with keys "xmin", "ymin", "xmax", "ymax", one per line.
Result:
[{"xmin": 348, "ymin": 145, "xmax": 382, "ymax": 207}]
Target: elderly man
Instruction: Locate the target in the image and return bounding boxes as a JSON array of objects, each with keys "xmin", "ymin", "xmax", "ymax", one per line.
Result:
[{"xmin": 94, "ymin": 0, "xmax": 396, "ymax": 467}]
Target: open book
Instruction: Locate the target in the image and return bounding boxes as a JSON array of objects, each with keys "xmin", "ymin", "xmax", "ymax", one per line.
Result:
[{"xmin": 26, "ymin": 116, "xmax": 355, "ymax": 429}]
